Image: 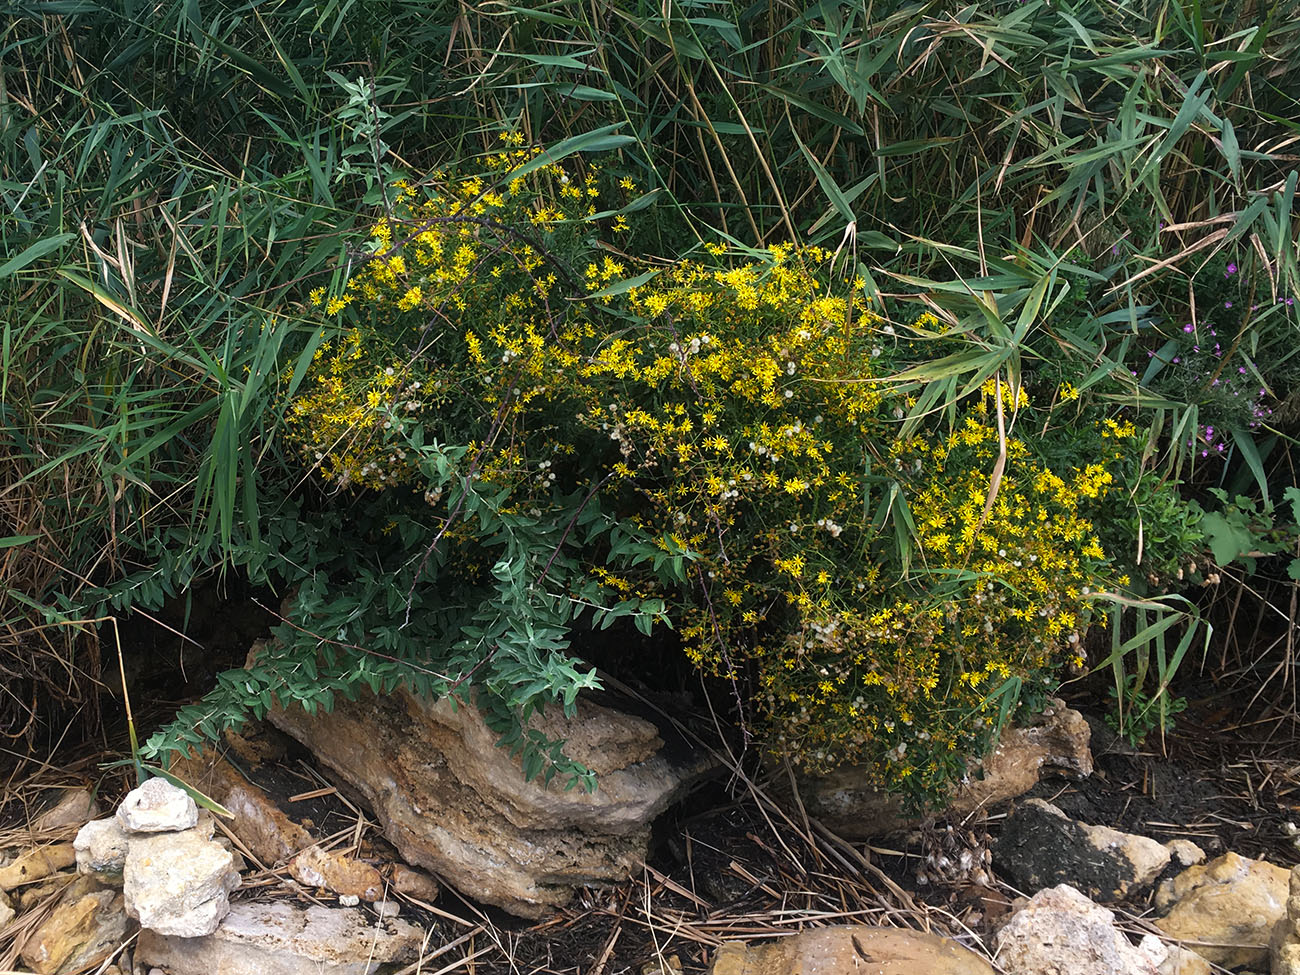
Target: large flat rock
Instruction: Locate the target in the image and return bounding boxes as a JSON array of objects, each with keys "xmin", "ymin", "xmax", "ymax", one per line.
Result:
[
  {"xmin": 269, "ymin": 688, "xmax": 714, "ymax": 917},
  {"xmin": 138, "ymin": 901, "xmax": 422, "ymax": 975}
]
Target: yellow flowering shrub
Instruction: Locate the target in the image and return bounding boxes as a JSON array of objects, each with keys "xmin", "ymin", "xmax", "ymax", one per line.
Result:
[
  {"xmin": 758, "ymin": 388, "xmax": 1139, "ymax": 793},
  {"xmin": 284, "ymin": 145, "xmax": 1146, "ymax": 804}
]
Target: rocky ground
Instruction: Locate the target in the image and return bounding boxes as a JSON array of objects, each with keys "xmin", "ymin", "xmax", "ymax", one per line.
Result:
[{"xmin": 2, "ymin": 681, "xmax": 1300, "ymax": 975}]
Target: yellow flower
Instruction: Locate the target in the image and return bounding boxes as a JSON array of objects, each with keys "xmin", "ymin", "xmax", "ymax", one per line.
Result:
[{"xmin": 775, "ymin": 555, "xmax": 805, "ymax": 578}]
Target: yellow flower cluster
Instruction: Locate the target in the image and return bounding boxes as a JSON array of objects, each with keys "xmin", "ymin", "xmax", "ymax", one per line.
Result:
[
  {"xmin": 285, "ymin": 147, "xmax": 1140, "ymax": 805},
  {"xmin": 285, "ymin": 328, "xmax": 438, "ymax": 489},
  {"xmin": 287, "ymin": 140, "xmax": 602, "ymax": 487},
  {"xmin": 759, "ymin": 390, "xmax": 1133, "ymax": 794}
]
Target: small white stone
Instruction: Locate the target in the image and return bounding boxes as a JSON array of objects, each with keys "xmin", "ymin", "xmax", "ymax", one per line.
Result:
[
  {"xmin": 338, "ymin": 894, "xmax": 360, "ymax": 907},
  {"xmin": 75, "ymin": 818, "xmax": 130, "ymax": 883},
  {"xmin": 116, "ymin": 778, "xmax": 197, "ymax": 834},
  {"xmin": 1165, "ymin": 838, "xmax": 1206, "ymax": 868},
  {"xmin": 1137, "ymin": 934, "xmax": 1168, "ymax": 966}
]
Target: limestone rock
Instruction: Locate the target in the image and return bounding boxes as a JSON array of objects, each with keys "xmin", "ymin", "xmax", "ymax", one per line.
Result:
[
  {"xmin": 221, "ymin": 723, "xmax": 288, "ymax": 764},
  {"xmin": 16, "ymin": 875, "xmax": 72, "ymax": 910},
  {"xmin": 709, "ymin": 925, "xmax": 995, "ymax": 975},
  {"xmin": 1157, "ymin": 945, "xmax": 1212, "ymax": 975},
  {"xmin": 18, "ymin": 875, "xmax": 132, "ymax": 975},
  {"xmin": 387, "ymin": 863, "xmax": 440, "ymax": 902},
  {"xmin": 1164, "ymin": 840, "xmax": 1205, "ymax": 870},
  {"xmin": 994, "ymin": 799, "xmax": 1172, "ymax": 901},
  {"xmin": 34, "ymin": 789, "xmax": 100, "ymax": 832},
  {"xmin": 268, "ymin": 687, "xmax": 714, "ymax": 917},
  {"xmin": 137, "ymin": 901, "xmax": 424, "ymax": 975},
  {"xmin": 643, "ymin": 954, "xmax": 682, "ymax": 975},
  {"xmin": 169, "ymin": 747, "xmax": 313, "ymax": 866},
  {"xmin": 75, "ymin": 818, "xmax": 130, "ymax": 885},
  {"xmin": 116, "ymin": 778, "xmax": 197, "ymax": 834},
  {"xmin": 800, "ymin": 701, "xmax": 1091, "ymax": 838},
  {"xmin": 124, "ymin": 827, "xmax": 240, "ymax": 937},
  {"xmin": 1155, "ymin": 851, "xmax": 1289, "ymax": 969},
  {"xmin": 995, "ymin": 884, "xmax": 1162, "ymax": 975},
  {"xmin": 1269, "ymin": 863, "xmax": 1300, "ymax": 974},
  {"xmin": 0, "ymin": 843, "xmax": 76, "ymax": 890},
  {"xmin": 289, "ymin": 846, "xmax": 383, "ymax": 902},
  {"xmin": 0, "ymin": 889, "xmax": 14, "ymax": 930}
]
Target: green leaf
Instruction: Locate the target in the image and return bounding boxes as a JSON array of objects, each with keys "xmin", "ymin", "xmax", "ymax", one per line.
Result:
[
  {"xmin": 792, "ymin": 126, "xmax": 854, "ymax": 226},
  {"xmin": 0, "ymin": 233, "xmax": 76, "ymax": 279},
  {"xmin": 1200, "ymin": 511, "xmax": 1256, "ymax": 567},
  {"xmin": 506, "ymin": 125, "xmax": 636, "ymax": 182},
  {"xmin": 1227, "ymin": 424, "xmax": 1269, "ymax": 504},
  {"xmin": 587, "ymin": 268, "xmax": 661, "ymax": 299},
  {"xmin": 1220, "ymin": 117, "xmax": 1240, "ymax": 181},
  {"xmin": 1285, "ymin": 486, "xmax": 1300, "ymax": 524}
]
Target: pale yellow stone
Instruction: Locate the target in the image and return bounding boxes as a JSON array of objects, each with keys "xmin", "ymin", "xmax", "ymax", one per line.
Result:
[
  {"xmin": 0, "ymin": 844, "xmax": 76, "ymax": 890},
  {"xmin": 1156, "ymin": 852, "xmax": 1289, "ymax": 969},
  {"xmin": 709, "ymin": 925, "xmax": 995, "ymax": 975}
]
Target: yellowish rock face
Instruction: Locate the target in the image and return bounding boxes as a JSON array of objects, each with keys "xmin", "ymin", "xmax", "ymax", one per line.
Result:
[
  {"xmin": 1156, "ymin": 852, "xmax": 1290, "ymax": 969},
  {"xmin": 710, "ymin": 925, "xmax": 996, "ymax": 975}
]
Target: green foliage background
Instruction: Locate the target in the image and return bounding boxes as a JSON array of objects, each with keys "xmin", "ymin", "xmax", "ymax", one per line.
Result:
[{"xmin": 1, "ymin": 0, "xmax": 1297, "ymax": 801}]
